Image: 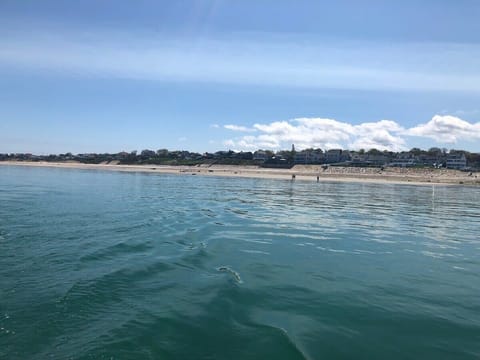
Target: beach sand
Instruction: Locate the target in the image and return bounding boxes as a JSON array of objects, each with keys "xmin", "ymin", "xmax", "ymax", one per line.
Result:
[{"xmin": 1, "ymin": 161, "xmax": 479, "ymax": 186}]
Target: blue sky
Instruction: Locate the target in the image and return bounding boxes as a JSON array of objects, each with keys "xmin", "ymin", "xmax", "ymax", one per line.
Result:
[{"xmin": 1, "ymin": 0, "xmax": 480, "ymax": 154}]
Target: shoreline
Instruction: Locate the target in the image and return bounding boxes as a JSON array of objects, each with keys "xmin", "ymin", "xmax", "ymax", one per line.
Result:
[{"xmin": 1, "ymin": 161, "xmax": 479, "ymax": 186}]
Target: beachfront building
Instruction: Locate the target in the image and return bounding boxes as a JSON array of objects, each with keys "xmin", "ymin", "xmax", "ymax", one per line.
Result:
[
  {"xmin": 417, "ymin": 154, "xmax": 442, "ymax": 167},
  {"xmin": 350, "ymin": 153, "xmax": 389, "ymax": 166},
  {"xmin": 253, "ymin": 150, "xmax": 269, "ymax": 161},
  {"xmin": 294, "ymin": 149, "xmax": 325, "ymax": 164},
  {"xmin": 325, "ymin": 149, "xmax": 342, "ymax": 163},
  {"xmin": 350, "ymin": 153, "xmax": 367, "ymax": 164},
  {"xmin": 446, "ymin": 152, "xmax": 467, "ymax": 169},
  {"xmin": 390, "ymin": 152, "xmax": 418, "ymax": 167},
  {"xmin": 341, "ymin": 150, "xmax": 351, "ymax": 162},
  {"xmin": 323, "ymin": 149, "xmax": 351, "ymax": 164},
  {"xmin": 366, "ymin": 154, "xmax": 389, "ymax": 166}
]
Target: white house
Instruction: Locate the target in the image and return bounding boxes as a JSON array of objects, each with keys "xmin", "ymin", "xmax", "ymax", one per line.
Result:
[{"xmin": 446, "ymin": 153, "xmax": 467, "ymax": 169}]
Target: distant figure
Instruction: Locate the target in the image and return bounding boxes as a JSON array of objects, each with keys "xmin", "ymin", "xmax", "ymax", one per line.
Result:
[
  {"xmin": 292, "ymin": 174, "xmax": 296, "ymax": 180},
  {"xmin": 317, "ymin": 175, "xmax": 319, "ymax": 182}
]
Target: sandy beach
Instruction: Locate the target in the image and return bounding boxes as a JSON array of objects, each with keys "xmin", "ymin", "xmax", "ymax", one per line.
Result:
[{"xmin": 1, "ymin": 161, "xmax": 479, "ymax": 186}]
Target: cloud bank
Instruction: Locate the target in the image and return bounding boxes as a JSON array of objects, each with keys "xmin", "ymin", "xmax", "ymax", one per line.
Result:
[
  {"xmin": 406, "ymin": 115, "xmax": 480, "ymax": 143},
  {"xmin": 223, "ymin": 115, "xmax": 480, "ymax": 151}
]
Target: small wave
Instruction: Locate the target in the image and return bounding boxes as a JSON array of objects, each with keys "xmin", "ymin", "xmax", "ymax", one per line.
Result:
[
  {"xmin": 353, "ymin": 249, "xmax": 376, "ymax": 254},
  {"xmin": 80, "ymin": 240, "xmax": 152, "ymax": 263},
  {"xmin": 0, "ymin": 327, "xmax": 15, "ymax": 335},
  {"xmin": 240, "ymin": 249, "xmax": 270, "ymax": 255},
  {"xmin": 225, "ymin": 207, "xmax": 250, "ymax": 216},
  {"xmin": 328, "ymin": 248, "xmax": 347, "ymax": 253},
  {"xmin": 421, "ymin": 250, "xmax": 457, "ymax": 259},
  {"xmin": 201, "ymin": 208, "xmax": 217, "ymax": 218},
  {"xmin": 217, "ymin": 266, "xmax": 242, "ymax": 283},
  {"xmin": 59, "ymin": 261, "xmax": 175, "ymax": 315}
]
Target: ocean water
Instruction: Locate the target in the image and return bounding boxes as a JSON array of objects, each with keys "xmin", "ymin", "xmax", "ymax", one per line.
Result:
[{"xmin": 0, "ymin": 165, "xmax": 479, "ymax": 360}]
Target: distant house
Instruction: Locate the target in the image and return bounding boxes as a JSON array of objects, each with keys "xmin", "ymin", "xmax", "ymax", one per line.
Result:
[
  {"xmin": 325, "ymin": 149, "xmax": 343, "ymax": 163},
  {"xmin": 77, "ymin": 153, "xmax": 97, "ymax": 160},
  {"xmin": 367, "ymin": 154, "xmax": 389, "ymax": 166},
  {"xmin": 117, "ymin": 151, "xmax": 129, "ymax": 158},
  {"xmin": 253, "ymin": 150, "xmax": 268, "ymax": 161},
  {"xmin": 214, "ymin": 151, "xmax": 230, "ymax": 159},
  {"xmin": 294, "ymin": 149, "xmax": 324, "ymax": 164},
  {"xmin": 446, "ymin": 152, "xmax": 467, "ymax": 169},
  {"xmin": 417, "ymin": 154, "xmax": 441, "ymax": 167},
  {"xmin": 340, "ymin": 150, "xmax": 351, "ymax": 162},
  {"xmin": 140, "ymin": 149, "xmax": 156, "ymax": 158},
  {"xmin": 390, "ymin": 152, "xmax": 417, "ymax": 167},
  {"xmin": 351, "ymin": 153, "xmax": 367, "ymax": 165},
  {"xmin": 156, "ymin": 149, "xmax": 169, "ymax": 157},
  {"xmin": 350, "ymin": 153, "xmax": 388, "ymax": 166}
]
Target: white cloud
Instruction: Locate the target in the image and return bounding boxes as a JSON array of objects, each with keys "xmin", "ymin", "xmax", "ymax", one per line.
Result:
[
  {"xmin": 349, "ymin": 131, "xmax": 406, "ymax": 152},
  {"xmin": 223, "ymin": 139, "xmax": 235, "ymax": 148},
  {"xmin": 224, "ymin": 124, "xmax": 256, "ymax": 132},
  {"xmin": 350, "ymin": 120, "xmax": 406, "ymax": 151},
  {"xmin": 406, "ymin": 115, "xmax": 480, "ymax": 143},
  {"xmin": 224, "ymin": 134, "xmax": 280, "ymax": 150},
  {"xmin": 224, "ymin": 117, "xmax": 407, "ymax": 151},
  {"xmin": 250, "ymin": 119, "xmax": 354, "ymax": 150}
]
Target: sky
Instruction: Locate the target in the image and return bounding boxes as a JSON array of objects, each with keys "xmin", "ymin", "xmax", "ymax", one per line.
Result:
[{"xmin": 1, "ymin": 0, "xmax": 480, "ymax": 154}]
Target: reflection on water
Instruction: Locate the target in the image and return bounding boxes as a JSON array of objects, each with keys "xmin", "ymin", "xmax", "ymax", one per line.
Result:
[{"xmin": 0, "ymin": 165, "xmax": 479, "ymax": 359}]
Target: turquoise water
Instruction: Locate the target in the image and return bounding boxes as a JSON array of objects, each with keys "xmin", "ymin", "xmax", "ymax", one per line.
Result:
[{"xmin": 1, "ymin": 165, "xmax": 479, "ymax": 359}]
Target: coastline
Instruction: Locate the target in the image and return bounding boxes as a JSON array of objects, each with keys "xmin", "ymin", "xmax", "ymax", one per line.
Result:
[{"xmin": 1, "ymin": 161, "xmax": 479, "ymax": 186}]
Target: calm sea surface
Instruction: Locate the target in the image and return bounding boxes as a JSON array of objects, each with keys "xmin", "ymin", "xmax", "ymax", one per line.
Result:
[{"xmin": 1, "ymin": 165, "xmax": 479, "ymax": 359}]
